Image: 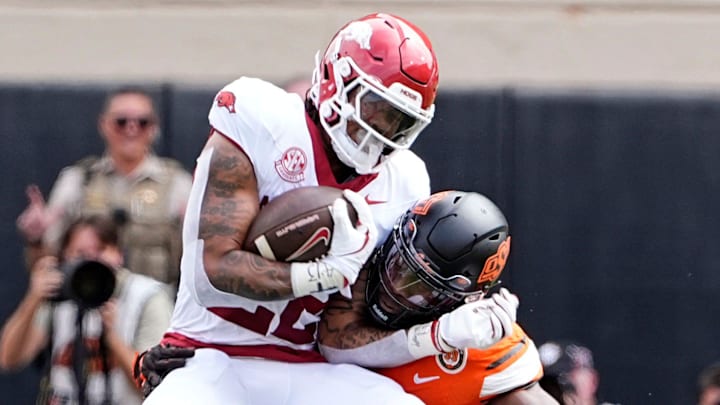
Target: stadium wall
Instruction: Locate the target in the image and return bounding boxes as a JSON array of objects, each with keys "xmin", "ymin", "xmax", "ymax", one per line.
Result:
[{"xmin": 2, "ymin": 0, "xmax": 720, "ymax": 90}]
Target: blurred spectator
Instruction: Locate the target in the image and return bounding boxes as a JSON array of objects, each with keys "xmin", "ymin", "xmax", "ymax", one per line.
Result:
[
  {"xmin": 698, "ymin": 361, "xmax": 720, "ymax": 405},
  {"xmin": 16, "ymin": 87, "xmax": 193, "ymax": 291},
  {"xmin": 0, "ymin": 215, "xmax": 174, "ymax": 405},
  {"xmin": 538, "ymin": 340, "xmax": 618, "ymax": 405}
]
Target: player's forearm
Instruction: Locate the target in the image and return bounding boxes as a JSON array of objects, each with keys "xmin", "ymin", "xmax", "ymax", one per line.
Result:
[
  {"xmin": 206, "ymin": 250, "xmax": 348, "ymax": 300},
  {"xmin": 319, "ymin": 330, "xmax": 418, "ymax": 368},
  {"xmin": 318, "ymin": 286, "xmax": 447, "ymax": 367},
  {"xmin": 317, "ymin": 268, "xmax": 399, "ymax": 350},
  {"xmin": 205, "ymin": 249, "xmax": 294, "ymax": 301},
  {"xmin": 318, "ymin": 305, "xmax": 396, "ymax": 349}
]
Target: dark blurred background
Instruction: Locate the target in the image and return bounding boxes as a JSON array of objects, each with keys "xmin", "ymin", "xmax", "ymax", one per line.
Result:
[{"xmin": 1, "ymin": 83, "xmax": 718, "ymax": 404}]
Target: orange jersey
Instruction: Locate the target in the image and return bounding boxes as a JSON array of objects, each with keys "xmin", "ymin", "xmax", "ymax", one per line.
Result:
[{"xmin": 376, "ymin": 324, "xmax": 544, "ymax": 405}]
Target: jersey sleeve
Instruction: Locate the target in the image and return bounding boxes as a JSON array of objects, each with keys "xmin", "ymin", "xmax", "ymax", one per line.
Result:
[{"xmin": 208, "ymin": 77, "xmax": 291, "ymax": 168}]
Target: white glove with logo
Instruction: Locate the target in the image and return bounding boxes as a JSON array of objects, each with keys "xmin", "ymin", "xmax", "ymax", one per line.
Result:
[
  {"xmin": 437, "ymin": 288, "xmax": 519, "ymax": 350},
  {"xmin": 290, "ymin": 189, "xmax": 377, "ymax": 298}
]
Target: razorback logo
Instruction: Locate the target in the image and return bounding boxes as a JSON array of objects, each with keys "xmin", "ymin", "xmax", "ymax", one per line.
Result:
[
  {"xmin": 477, "ymin": 237, "xmax": 511, "ymax": 284},
  {"xmin": 216, "ymin": 91, "xmax": 237, "ymax": 113},
  {"xmin": 411, "ymin": 191, "xmax": 451, "ymax": 216}
]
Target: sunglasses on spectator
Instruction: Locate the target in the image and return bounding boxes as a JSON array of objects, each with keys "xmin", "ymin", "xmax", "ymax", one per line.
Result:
[{"xmin": 113, "ymin": 116, "xmax": 155, "ymax": 130}]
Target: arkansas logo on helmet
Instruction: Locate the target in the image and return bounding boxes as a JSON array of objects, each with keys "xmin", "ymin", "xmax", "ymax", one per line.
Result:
[{"xmin": 216, "ymin": 91, "xmax": 237, "ymax": 113}]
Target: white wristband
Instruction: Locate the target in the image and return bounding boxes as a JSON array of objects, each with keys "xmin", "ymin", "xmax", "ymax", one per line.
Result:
[
  {"xmin": 290, "ymin": 262, "xmax": 346, "ymax": 297},
  {"xmin": 406, "ymin": 320, "xmax": 454, "ymax": 359}
]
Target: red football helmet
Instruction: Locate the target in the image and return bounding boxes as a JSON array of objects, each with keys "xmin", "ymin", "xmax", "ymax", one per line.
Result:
[{"xmin": 309, "ymin": 13, "xmax": 440, "ymax": 174}]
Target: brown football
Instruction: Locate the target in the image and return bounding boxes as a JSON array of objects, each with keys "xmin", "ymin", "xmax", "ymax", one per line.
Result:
[{"xmin": 242, "ymin": 186, "xmax": 359, "ymax": 262}]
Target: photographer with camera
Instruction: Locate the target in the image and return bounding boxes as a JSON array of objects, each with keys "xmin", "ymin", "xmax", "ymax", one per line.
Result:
[{"xmin": 0, "ymin": 215, "xmax": 173, "ymax": 405}]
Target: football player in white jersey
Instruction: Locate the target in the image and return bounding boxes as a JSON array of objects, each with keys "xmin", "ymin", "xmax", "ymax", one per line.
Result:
[
  {"xmin": 133, "ymin": 12, "xmax": 512, "ymax": 405},
  {"xmin": 137, "ymin": 13, "xmax": 521, "ymax": 404}
]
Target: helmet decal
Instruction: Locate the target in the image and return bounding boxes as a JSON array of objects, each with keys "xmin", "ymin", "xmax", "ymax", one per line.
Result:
[
  {"xmin": 411, "ymin": 191, "xmax": 450, "ymax": 216},
  {"xmin": 477, "ymin": 237, "xmax": 511, "ymax": 285},
  {"xmin": 332, "ymin": 21, "xmax": 373, "ymax": 53}
]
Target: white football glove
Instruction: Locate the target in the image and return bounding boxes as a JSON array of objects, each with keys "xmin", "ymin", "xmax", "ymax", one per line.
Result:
[
  {"xmin": 437, "ymin": 288, "xmax": 519, "ymax": 350},
  {"xmin": 290, "ymin": 189, "xmax": 377, "ymax": 298},
  {"xmin": 323, "ymin": 190, "xmax": 377, "ymax": 296}
]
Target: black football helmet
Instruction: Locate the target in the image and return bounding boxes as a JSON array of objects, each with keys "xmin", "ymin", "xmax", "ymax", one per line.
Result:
[{"xmin": 366, "ymin": 190, "xmax": 511, "ymax": 329}]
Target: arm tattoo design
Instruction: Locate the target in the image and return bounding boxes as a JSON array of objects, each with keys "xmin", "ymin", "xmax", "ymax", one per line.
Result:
[
  {"xmin": 199, "ymin": 135, "xmax": 294, "ymax": 300},
  {"xmin": 319, "ymin": 269, "xmax": 396, "ymax": 348}
]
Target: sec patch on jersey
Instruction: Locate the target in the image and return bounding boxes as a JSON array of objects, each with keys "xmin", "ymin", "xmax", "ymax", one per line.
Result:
[{"xmin": 242, "ymin": 186, "xmax": 358, "ymax": 262}]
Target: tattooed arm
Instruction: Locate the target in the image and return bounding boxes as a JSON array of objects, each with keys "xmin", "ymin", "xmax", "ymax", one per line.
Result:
[
  {"xmin": 318, "ymin": 267, "xmax": 392, "ymax": 348},
  {"xmin": 317, "ymin": 268, "xmax": 422, "ymax": 368},
  {"xmin": 200, "ymin": 131, "xmax": 294, "ymax": 301}
]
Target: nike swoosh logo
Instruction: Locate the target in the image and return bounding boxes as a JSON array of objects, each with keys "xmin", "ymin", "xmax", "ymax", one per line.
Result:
[
  {"xmin": 364, "ymin": 195, "xmax": 386, "ymax": 205},
  {"xmin": 286, "ymin": 227, "xmax": 331, "ymax": 261},
  {"xmin": 413, "ymin": 373, "xmax": 440, "ymax": 385}
]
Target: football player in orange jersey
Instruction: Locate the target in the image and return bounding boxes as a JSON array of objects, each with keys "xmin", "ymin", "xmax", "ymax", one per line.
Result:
[
  {"xmin": 134, "ymin": 191, "xmax": 554, "ymax": 404},
  {"xmin": 319, "ymin": 190, "xmax": 557, "ymax": 404}
]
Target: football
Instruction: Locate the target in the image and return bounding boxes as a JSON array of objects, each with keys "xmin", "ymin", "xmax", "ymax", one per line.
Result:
[{"xmin": 242, "ymin": 186, "xmax": 359, "ymax": 262}]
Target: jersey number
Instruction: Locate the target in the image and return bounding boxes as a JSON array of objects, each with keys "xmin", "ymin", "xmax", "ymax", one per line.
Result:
[{"xmin": 209, "ymin": 296, "xmax": 325, "ymax": 345}]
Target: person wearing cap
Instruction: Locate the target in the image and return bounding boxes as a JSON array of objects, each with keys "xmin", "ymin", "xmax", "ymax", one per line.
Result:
[{"xmin": 538, "ymin": 340, "xmax": 617, "ymax": 405}]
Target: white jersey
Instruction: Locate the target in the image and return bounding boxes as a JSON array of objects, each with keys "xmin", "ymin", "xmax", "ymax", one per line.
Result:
[{"xmin": 165, "ymin": 77, "xmax": 430, "ymax": 362}]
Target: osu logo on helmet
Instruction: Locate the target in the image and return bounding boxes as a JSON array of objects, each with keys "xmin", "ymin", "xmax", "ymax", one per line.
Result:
[{"xmin": 216, "ymin": 91, "xmax": 237, "ymax": 113}]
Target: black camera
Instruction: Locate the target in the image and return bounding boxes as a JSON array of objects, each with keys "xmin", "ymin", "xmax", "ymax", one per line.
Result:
[{"xmin": 52, "ymin": 260, "xmax": 116, "ymax": 308}]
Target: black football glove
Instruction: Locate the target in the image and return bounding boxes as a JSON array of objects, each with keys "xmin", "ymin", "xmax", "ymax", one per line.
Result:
[{"xmin": 133, "ymin": 344, "xmax": 196, "ymax": 398}]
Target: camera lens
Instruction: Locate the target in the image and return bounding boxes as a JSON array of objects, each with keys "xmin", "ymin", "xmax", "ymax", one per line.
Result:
[{"xmin": 54, "ymin": 260, "xmax": 116, "ymax": 308}]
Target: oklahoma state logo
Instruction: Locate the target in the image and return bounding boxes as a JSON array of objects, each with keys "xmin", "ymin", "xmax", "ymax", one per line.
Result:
[
  {"xmin": 411, "ymin": 191, "xmax": 451, "ymax": 216},
  {"xmin": 216, "ymin": 91, "xmax": 236, "ymax": 113},
  {"xmin": 477, "ymin": 237, "xmax": 511, "ymax": 284}
]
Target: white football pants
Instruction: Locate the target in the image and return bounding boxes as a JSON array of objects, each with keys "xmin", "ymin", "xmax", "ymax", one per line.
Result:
[{"xmin": 143, "ymin": 348, "xmax": 424, "ymax": 405}]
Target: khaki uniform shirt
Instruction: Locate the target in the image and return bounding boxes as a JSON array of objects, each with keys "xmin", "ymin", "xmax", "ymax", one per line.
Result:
[{"xmin": 44, "ymin": 154, "xmax": 192, "ymax": 287}]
